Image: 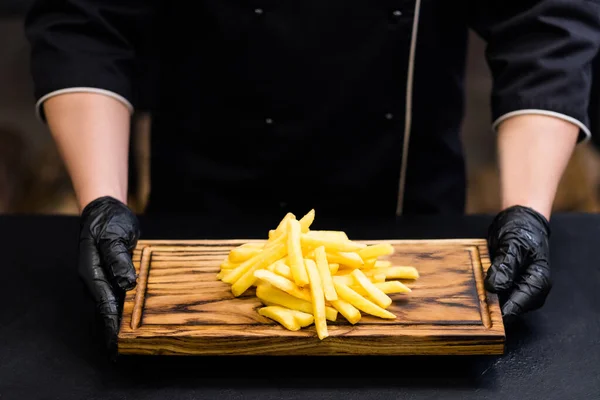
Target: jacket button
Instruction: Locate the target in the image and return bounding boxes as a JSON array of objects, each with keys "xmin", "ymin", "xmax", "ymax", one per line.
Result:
[{"xmin": 389, "ymin": 10, "xmax": 403, "ymax": 28}]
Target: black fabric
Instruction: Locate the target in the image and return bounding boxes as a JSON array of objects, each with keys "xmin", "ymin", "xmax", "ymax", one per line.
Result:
[
  {"xmin": 469, "ymin": 0, "xmax": 600, "ymax": 141},
  {"xmin": 24, "ymin": 0, "xmax": 157, "ymax": 111},
  {"xmin": 24, "ymin": 0, "xmax": 600, "ymax": 216},
  {"xmin": 1, "ymin": 214, "xmax": 599, "ymax": 399}
]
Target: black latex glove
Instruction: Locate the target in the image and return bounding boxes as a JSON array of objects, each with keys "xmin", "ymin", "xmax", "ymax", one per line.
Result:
[
  {"xmin": 485, "ymin": 205, "xmax": 552, "ymax": 323},
  {"xmin": 78, "ymin": 196, "xmax": 140, "ymax": 356}
]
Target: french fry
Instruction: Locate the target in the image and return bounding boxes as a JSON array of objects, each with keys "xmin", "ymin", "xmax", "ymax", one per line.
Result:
[
  {"xmin": 333, "ymin": 282, "xmax": 396, "ymax": 319},
  {"xmin": 305, "ymin": 230, "xmax": 349, "ymax": 241},
  {"xmin": 330, "ymin": 299, "xmax": 361, "ymax": 324},
  {"xmin": 228, "ymin": 245, "xmax": 263, "ymax": 263},
  {"xmin": 223, "ymin": 234, "xmax": 286, "ymax": 284},
  {"xmin": 328, "ymin": 263, "xmax": 340, "ymax": 275},
  {"xmin": 332, "ymin": 275, "xmax": 356, "ymax": 286},
  {"xmin": 327, "ymin": 252, "xmax": 364, "ymax": 269},
  {"xmin": 230, "ymin": 242, "xmax": 288, "ymax": 296},
  {"xmin": 358, "ymin": 243, "xmax": 394, "ymax": 260},
  {"xmin": 220, "ymin": 260, "xmax": 239, "ymax": 270},
  {"xmin": 289, "ymin": 309, "xmax": 315, "ymax": 327},
  {"xmin": 299, "ymin": 209, "xmax": 315, "ymax": 233},
  {"xmin": 270, "ymin": 261, "xmax": 294, "ymax": 280},
  {"xmin": 364, "ymin": 266, "xmax": 419, "ymax": 280},
  {"xmin": 314, "ymin": 246, "xmax": 337, "ymax": 301},
  {"xmin": 352, "ymin": 280, "xmax": 411, "ymax": 295},
  {"xmin": 245, "ymin": 242, "xmax": 266, "ymax": 248},
  {"xmin": 258, "ymin": 306, "xmax": 301, "ymax": 331},
  {"xmin": 351, "ymin": 269, "xmax": 392, "ymax": 308},
  {"xmin": 259, "ymin": 300, "xmax": 319, "ymax": 328},
  {"xmin": 374, "ymin": 260, "xmax": 392, "ymax": 268},
  {"xmin": 363, "ymin": 259, "xmax": 393, "ymax": 269},
  {"xmin": 256, "ymin": 283, "xmax": 338, "ymax": 322},
  {"xmin": 305, "ymin": 259, "xmax": 328, "ymax": 340},
  {"xmin": 287, "ymin": 219, "xmax": 310, "ymax": 286},
  {"xmin": 303, "ymin": 248, "xmax": 316, "ymax": 259},
  {"xmin": 254, "ymin": 269, "xmax": 312, "ymax": 302},
  {"xmin": 333, "ymin": 272, "xmax": 384, "ymax": 285},
  {"xmin": 301, "ymin": 235, "xmax": 366, "ymax": 252},
  {"xmin": 363, "ymin": 259, "xmax": 376, "ymax": 269},
  {"xmin": 269, "ymin": 212, "xmax": 295, "ymax": 240}
]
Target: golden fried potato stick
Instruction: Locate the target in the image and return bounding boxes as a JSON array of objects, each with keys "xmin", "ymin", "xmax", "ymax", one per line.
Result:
[
  {"xmin": 363, "ymin": 259, "xmax": 376, "ymax": 269},
  {"xmin": 298, "ymin": 209, "xmax": 315, "ymax": 233},
  {"xmin": 300, "ymin": 235, "xmax": 366, "ymax": 252},
  {"xmin": 351, "ymin": 269, "xmax": 392, "ymax": 308},
  {"xmin": 258, "ymin": 306, "xmax": 301, "ymax": 331},
  {"xmin": 351, "ymin": 280, "xmax": 412, "ymax": 295},
  {"xmin": 333, "ymin": 282, "xmax": 396, "ymax": 319},
  {"xmin": 228, "ymin": 245, "xmax": 263, "ymax": 263},
  {"xmin": 223, "ymin": 234, "xmax": 287, "ymax": 284},
  {"xmin": 305, "ymin": 230, "xmax": 349, "ymax": 241},
  {"xmin": 374, "ymin": 260, "xmax": 392, "ymax": 268},
  {"xmin": 358, "ymin": 243, "xmax": 394, "ymax": 260},
  {"xmin": 268, "ymin": 212, "xmax": 296, "ymax": 240},
  {"xmin": 287, "ymin": 219, "xmax": 309, "ymax": 286},
  {"xmin": 332, "ymin": 275, "xmax": 355, "ymax": 286},
  {"xmin": 363, "ymin": 259, "xmax": 393, "ymax": 269},
  {"xmin": 230, "ymin": 242, "xmax": 288, "ymax": 296},
  {"xmin": 305, "ymin": 259, "xmax": 328, "ymax": 340},
  {"xmin": 268, "ymin": 261, "xmax": 294, "ymax": 280},
  {"xmin": 328, "ymin": 263, "xmax": 340, "ymax": 275},
  {"xmin": 314, "ymin": 246, "xmax": 338, "ymax": 301},
  {"xmin": 364, "ymin": 266, "xmax": 419, "ymax": 280},
  {"xmin": 326, "ymin": 252, "xmax": 364, "ymax": 269},
  {"xmin": 254, "ymin": 269, "xmax": 312, "ymax": 302},
  {"xmin": 289, "ymin": 309, "xmax": 315, "ymax": 327},
  {"xmin": 220, "ymin": 260, "xmax": 239, "ymax": 270},
  {"xmin": 303, "ymin": 248, "xmax": 316, "ymax": 259},
  {"xmin": 256, "ymin": 283, "xmax": 338, "ymax": 321},
  {"xmin": 329, "ymin": 299, "xmax": 361, "ymax": 324}
]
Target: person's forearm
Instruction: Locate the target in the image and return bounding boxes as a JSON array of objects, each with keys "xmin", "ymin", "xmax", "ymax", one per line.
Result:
[
  {"xmin": 498, "ymin": 114, "xmax": 579, "ymax": 220},
  {"xmin": 44, "ymin": 93, "xmax": 131, "ymax": 212}
]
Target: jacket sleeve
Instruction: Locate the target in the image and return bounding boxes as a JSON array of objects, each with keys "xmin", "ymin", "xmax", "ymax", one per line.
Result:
[
  {"xmin": 24, "ymin": 0, "xmax": 156, "ymax": 120},
  {"xmin": 469, "ymin": 0, "xmax": 600, "ymax": 141}
]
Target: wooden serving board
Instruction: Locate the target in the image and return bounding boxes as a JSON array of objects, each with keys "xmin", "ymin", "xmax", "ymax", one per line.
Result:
[{"xmin": 118, "ymin": 239, "xmax": 505, "ymax": 356}]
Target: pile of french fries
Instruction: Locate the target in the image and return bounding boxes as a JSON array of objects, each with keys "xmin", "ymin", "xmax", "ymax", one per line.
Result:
[{"xmin": 217, "ymin": 210, "xmax": 419, "ymax": 339}]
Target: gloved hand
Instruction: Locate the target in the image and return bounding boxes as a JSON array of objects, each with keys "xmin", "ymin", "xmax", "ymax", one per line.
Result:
[
  {"xmin": 78, "ymin": 196, "xmax": 140, "ymax": 356},
  {"xmin": 485, "ymin": 205, "xmax": 551, "ymax": 323}
]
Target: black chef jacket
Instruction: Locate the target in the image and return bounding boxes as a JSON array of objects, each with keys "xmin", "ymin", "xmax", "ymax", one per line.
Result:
[{"xmin": 25, "ymin": 0, "xmax": 600, "ymax": 218}]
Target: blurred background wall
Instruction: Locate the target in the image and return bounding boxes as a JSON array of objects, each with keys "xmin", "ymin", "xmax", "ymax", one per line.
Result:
[{"xmin": 1, "ymin": 7, "xmax": 599, "ymax": 215}]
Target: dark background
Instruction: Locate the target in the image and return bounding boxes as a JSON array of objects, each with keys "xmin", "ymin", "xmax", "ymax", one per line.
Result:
[{"xmin": 1, "ymin": 3, "xmax": 600, "ymax": 215}]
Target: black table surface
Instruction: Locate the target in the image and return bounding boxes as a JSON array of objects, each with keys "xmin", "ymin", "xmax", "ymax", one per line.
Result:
[{"xmin": 1, "ymin": 213, "xmax": 599, "ymax": 400}]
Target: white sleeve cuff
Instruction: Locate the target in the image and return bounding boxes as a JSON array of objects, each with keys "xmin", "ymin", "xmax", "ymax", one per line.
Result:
[
  {"xmin": 492, "ymin": 109, "xmax": 591, "ymax": 143},
  {"xmin": 35, "ymin": 87, "xmax": 134, "ymax": 122}
]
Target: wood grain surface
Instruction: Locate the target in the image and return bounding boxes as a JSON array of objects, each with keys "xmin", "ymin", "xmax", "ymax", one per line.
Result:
[{"xmin": 118, "ymin": 239, "xmax": 505, "ymax": 356}]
